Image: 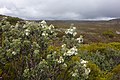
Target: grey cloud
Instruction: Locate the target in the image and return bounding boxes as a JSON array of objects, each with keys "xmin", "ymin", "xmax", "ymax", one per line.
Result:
[{"xmin": 0, "ymin": 0, "xmax": 120, "ymax": 20}]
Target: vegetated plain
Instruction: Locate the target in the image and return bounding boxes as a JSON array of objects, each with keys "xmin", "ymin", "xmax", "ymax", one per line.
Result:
[{"xmin": 47, "ymin": 20, "xmax": 120, "ymax": 44}]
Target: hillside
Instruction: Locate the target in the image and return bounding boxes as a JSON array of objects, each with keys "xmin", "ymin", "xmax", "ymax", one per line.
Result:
[{"xmin": 0, "ymin": 14, "xmax": 23, "ymax": 25}]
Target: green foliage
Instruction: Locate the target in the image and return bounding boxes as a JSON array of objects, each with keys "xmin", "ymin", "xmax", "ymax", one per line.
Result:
[
  {"xmin": 102, "ymin": 30, "xmax": 116, "ymax": 38},
  {"xmin": 79, "ymin": 46, "xmax": 120, "ymax": 71},
  {"xmin": 0, "ymin": 18, "xmax": 90, "ymax": 80},
  {"xmin": 111, "ymin": 64, "xmax": 120, "ymax": 80},
  {"xmin": 0, "ymin": 16, "xmax": 22, "ymax": 25},
  {"xmin": 0, "ymin": 69, "xmax": 2, "ymax": 75},
  {"xmin": 80, "ymin": 42, "xmax": 120, "ymax": 52},
  {"xmin": 79, "ymin": 43, "xmax": 120, "ymax": 80},
  {"xmin": 87, "ymin": 62, "xmax": 102, "ymax": 80}
]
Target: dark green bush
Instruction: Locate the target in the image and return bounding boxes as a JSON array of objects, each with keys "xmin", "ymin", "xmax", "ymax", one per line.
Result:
[
  {"xmin": 87, "ymin": 62, "xmax": 102, "ymax": 80},
  {"xmin": 111, "ymin": 64, "xmax": 120, "ymax": 80},
  {"xmin": 102, "ymin": 30, "xmax": 116, "ymax": 38},
  {"xmin": 79, "ymin": 43, "xmax": 120, "ymax": 71},
  {"xmin": 6, "ymin": 17, "xmax": 22, "ymax": 25}
]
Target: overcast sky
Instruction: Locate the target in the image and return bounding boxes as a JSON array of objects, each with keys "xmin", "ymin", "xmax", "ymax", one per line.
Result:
[{"xmin": 0, "ymin": 0, "xmax": 120, "ymax": 20}]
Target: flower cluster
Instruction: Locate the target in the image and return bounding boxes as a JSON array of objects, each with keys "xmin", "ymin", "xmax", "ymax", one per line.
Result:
[
  {"xmin": 25, "ymin": 29, "xmax": 30, "ymax": 36},
  {"xmin": 12, "ymin": 51, "xmax": 17, "ymax": 55},
  {"xmin": 40, "ymin": 21, "xmax": 56, "ymax": 37},
  {"xmin": 71, "ymin": 59, "xmax": 91, "ymax": 79},
  {"xmin": 64, "ymin": 46, "xmax": 78, "ymax": 56},
  {"xmin": 42, "ymin": 31, "xmax": 48, "ymax": 36},
  {"xmin": 76, "ymin": 35, "xmax": 83, "ymax": 43},
  {"xmin": 65, "ymin": 25, "xmax": 77, "ymax": 36},
  {"xmin": 56, "ymin": 56, "xmax": 64, "ymax": 63}
]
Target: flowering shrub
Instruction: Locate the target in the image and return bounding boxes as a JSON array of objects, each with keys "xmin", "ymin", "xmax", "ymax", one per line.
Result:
[{"xmin": 0, "ymin": 17, "xmax": 90, "ymax": 80}]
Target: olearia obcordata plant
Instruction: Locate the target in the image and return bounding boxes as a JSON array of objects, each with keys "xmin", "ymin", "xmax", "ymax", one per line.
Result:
[{"xmin": 0, "ymin": 17, "xmax": 90, "ymax": 80}]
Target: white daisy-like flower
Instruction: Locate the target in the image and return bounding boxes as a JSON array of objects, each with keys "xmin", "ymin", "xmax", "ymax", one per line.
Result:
[
  {"xmin": 25, "ymin": 29, "xmax": 30, "ymax": 32},
  {"xmin": 57, "ymin": 56, "xmax": 64, "ymax": 63},
  {"xmin": 25, "ymin": 29, "xmax": 30, "ymax": 36},
  {"xmin": 42, "ymin": 31, "xmax": 48, "ymax": 36},
  {"xmin": 83, "ymin": 64, "xmax": 87, "ymax": 67},
  {"xmin": 64, "ymin": 46, "xmax": 78, "ymax": 56},
  {"xmin": 49, "ymin": 24, "xmax": 54, "ymax": 29},
  {"xmin": 12, "ymin": 51, "xmax": 16, "ymax": 55},
  {"xmin": 76, "ymin": 35, "xmax": 83, "ymax": 43},
  {"xmin": 10, "ymin": 25, "xmax": 15, "ymax": 28},
  {"xmin": 85, "ymin": 68, "xmax": 91, "ymax": 75},
  {"xmin": 61, "ymin": 44, "xmax": 66, "ymax": 48},
  {"xmin": 72, "ymin": 72, "xmax": 78, "ymax": 77},
  {"xmin": 42, "ymin": 31, "xmax": 47, "ymax": 36},
  {"xmin": 41, "ymin": 20, "xmax": 46, "ymax": 24},
  {"xmin": 63, "ymin": 63, "xmax": 67, "ymax": 67},
  {"xmin": 73, "ymin": 32, "xmax": 77, "ymax": 36},
  {"xmin": 80, "ymin": 59, "xmax": 88, "ymax": 64},
  {"xmin": 34, "ymin": 50, "xmax": 39, "ymax": 54},
  {"xmin": 25, "ymin": 32, "xmax": 29, "ymax": 36},
  {"xmin": 47, "ymin": 54, "xmax": 52, "ymax": 59},
  {"xmin": 65, "ymin": 27, "xmax": 77, "ymax": 36},
  {"xmin": 73, "ymin": 27, "xmax": 76, "ymax": 30},
  {"xmin": 23, "ymin": 25, "xmax": 27, "ymax": 28},
  {"xmin": 41, "ymin": 20, "xmax": 47, "ymax": 28}
]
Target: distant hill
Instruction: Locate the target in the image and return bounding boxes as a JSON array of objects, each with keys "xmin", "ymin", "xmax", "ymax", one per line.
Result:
[
  {"xmin": 109, "ymin": 18, "xmax": 120, "ymax": 22},
  {"xmin": 0, "ymin": 14, "xmax": 23, "ymax": 25}
]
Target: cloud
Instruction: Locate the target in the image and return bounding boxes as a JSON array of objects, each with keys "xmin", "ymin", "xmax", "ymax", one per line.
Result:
[
  {"xmin": 0, "ymin": 7, "xmax": 12, "ymax": 14},
  {"xmin": 0, "ymin": 0, "xmax": 120, "ymax": 20}
]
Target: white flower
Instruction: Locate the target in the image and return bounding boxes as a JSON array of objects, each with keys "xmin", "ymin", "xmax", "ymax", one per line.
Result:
[
  {"xmin": 65, "ymin": 27, "xmax": 77, "ymax": 36},
  {"xmin": 83, "ymin": 64, "xmax": 87, "ymax": 67},
  {"xmin": 41, "ymin": 20, "xmax": 47, "ymax": 28},
  {"xmin": 50, "ymin": 30, "xmax": 53, "ymax": 33},
  {"xmin": 11, "ymin": 25, "xmax": 15, "ymax": 28},
  {"xmin": 25, "ymin": 29, "xmax": 30, "ymax": 36},
  {"xmin": 73, "ymin": 27, "xmax": 76, "ymax": 30},
  {"xmin": 53, "ymin": 51, "xmax": 57, "ymax": 54},
  {"xmin": 63, "ymin": 63, "xmax": 67, "ymax": 67},
  {"xmin": 64, "ymin": 46, "xmax": 78, "ymax": 56},
  {"xmin": 25, "ymin": 32, "xmax": 29, "ymax": 36},
  {"xmin": 82, "ymin": 68, "xmax": 91, "ymax": 77},
  {"xmin": 12, "ymin": 51, "xmax": 16, "ymax": 55},
  {"xmin": 47, "ymin": 24, "xmax": 54, "ymax": 30},
  {"xmin": 34, "ymin": 50, "xmax": 39, "ymax": 54},
  {"xmin": 57, "ymin": 56, "xmax": 64, "ymax": 63},
  {"xmin": 41, "ymin": 20, "xmax": 46, "ymax": 24},
  {"xmin": 47, "ymin": 54, "xmax": 52, "ymax": 59},
  {"xmin": 25, "ymin": 29, "xmax": 30, "ymax": 32},
  {"xmin": 80, "ymin": 59, "xmax": 88, "ymax": 64},
  {"xmin": 73, "ymin": 32, "xmax": 77, "ymax": 36},
  {"xmin": 75, "ymin": 69, "xmax": 78, "ymax": 73},
  {"xmin": 23, "ymin": 25, "xmax": 27, "ymax": 28},
  {"xmin": 85, "ymin": 68, "xmax": 91, "ymax": 75},
  {"xmin": 42, "ymin": 32, "xmax": 45, "ymax": 36},
  {"xmin": 72, "ymin": 72, "xmax": 78, "ymax": 77},
  {"xmin": 76, "ymin": 35, "xmax": 83, "ymax": 43},
  {"xmin": 49, "ymin": 24, "xmax": 54, "ymax": 29},
  {"xmin": 65, "ymin": 29, "xmax": 73, "ymax": 35},
  {"xmin": 42, "ymin": 31, "xmax": 48, "ymax": 36},
  {"xmin": 61, "ymin": 44, "xmax": 66, "ymax": 48}
]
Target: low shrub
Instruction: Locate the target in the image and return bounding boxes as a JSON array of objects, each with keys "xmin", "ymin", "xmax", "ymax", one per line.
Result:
[
  {"xmin": 111, "ymin": 64, "xmax": 120, "ymax": 80},
  {"xmin": 102, "ymin": 30, "xmax": 116, "ymax": 38},
  {"xmin": 0, "ymin": 18, "xmax": 90, "ymax": 80},
  {"xmin": 79, "ymin": 44, "xmax": 120, "ymax": 71}
]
